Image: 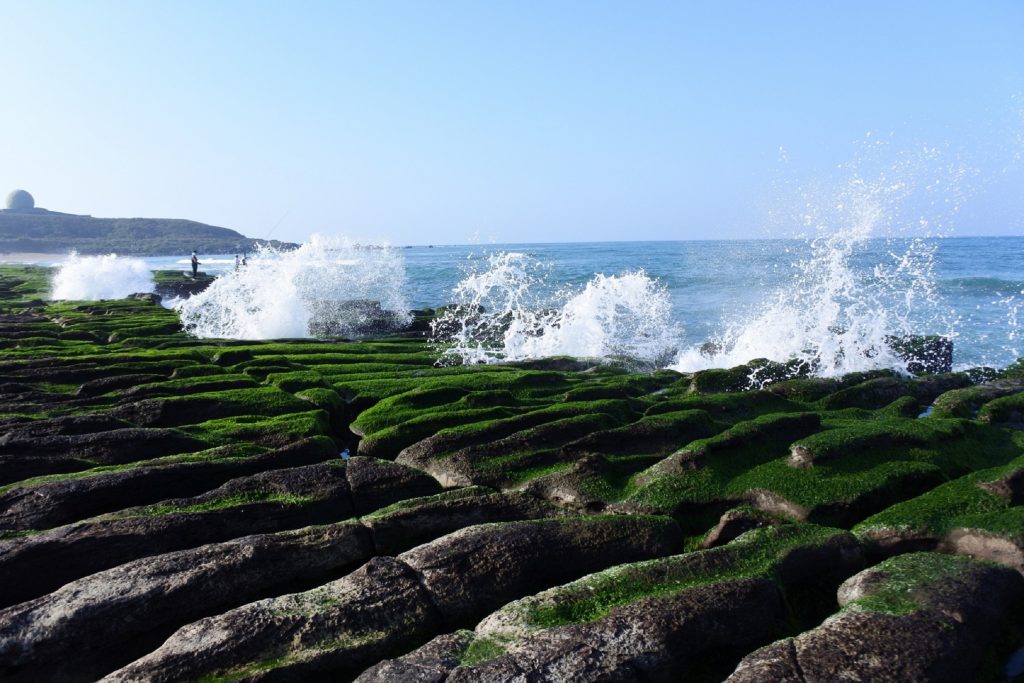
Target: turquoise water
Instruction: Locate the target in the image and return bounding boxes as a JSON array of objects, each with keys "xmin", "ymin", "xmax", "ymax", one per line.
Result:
[
  {"xmin": 393, "ymin": 237, "xmax": 1021, "ymax": 369},
  {"xmin": 25, "ymin": 235, "xmax": 1024, "ymax": 370}
]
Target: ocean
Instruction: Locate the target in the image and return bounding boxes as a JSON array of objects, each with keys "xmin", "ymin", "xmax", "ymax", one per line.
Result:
[{"xmin": 18, "ymin": 235, "xmax": 1024, "ymax": 373}]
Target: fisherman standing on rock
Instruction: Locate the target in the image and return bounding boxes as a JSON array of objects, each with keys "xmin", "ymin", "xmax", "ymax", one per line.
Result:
[{"xmin": 191, "ymin": 251, "xmax": 199, "ymax": 277}]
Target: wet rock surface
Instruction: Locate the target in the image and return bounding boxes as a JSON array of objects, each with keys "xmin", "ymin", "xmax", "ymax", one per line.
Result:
[{"xmin": 0, "ymin": 266, "xmax": 1022, "ymax": 681}]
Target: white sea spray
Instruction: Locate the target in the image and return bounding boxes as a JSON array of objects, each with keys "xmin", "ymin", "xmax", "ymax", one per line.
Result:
[
  {"xmin": 50, "ymin": 253, "xmax": 154, "ymax": 300},
  {"xmin": 432, "ymin": 251, "xmax": 680, "ymax": 366},
  {"xmin": 176, "ymin": 234, "xmax": 410, "ymax": 340},
  {"xmin": 673, "ymin": 141, "xmax": 969, "ymax": 378}
]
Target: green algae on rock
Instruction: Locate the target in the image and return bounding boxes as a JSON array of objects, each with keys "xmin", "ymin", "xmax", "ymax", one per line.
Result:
[
  {"xmin": 726, "ymin": 552, "xmax": 1024, "ymax": 682},
  {"xmin": 0, "ymin": 267, "xmax": 1022, "ymax": 681}
]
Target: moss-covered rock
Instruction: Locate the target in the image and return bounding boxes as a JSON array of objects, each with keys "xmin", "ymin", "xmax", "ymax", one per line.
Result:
[
  {"xmin": 104, "ymin": 515, "xmax": 681, "ymax": 682},
  {"xmin": 0, "ymin": 438, "xmax": 335, "ymax": 532},
  {"xmin": 0, "ymin": 522, "xmax": 374, "ymax": 681},
  {"xmin": 0, "ymin": 285, "xmax": 1021, "ymax": 681},
  {"xmin": 727, "ymin": 552, "xmax": 1023, "ymax": 682},
  {"xmin": 367, "ymin": 524, "xmax": 862, "ymax": 682},
  {"xmin": 978, "ymin": 390, "xmax": 1024, "ymax": 425},
  {"xmin": 855, "ymin": 457, "xmax": 1024, "ymax": 570}
]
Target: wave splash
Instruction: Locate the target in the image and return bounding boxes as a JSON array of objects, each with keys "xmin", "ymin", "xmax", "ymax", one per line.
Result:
[
  {"xmin": 50, "ymin": 253, "xmax": 154, "ymax": 300},
  {"xmin": 432, "ymin": 251, "xmax": 680, "ymax": 366},
  {"xmin": 672, "ymin": 234, "xmax": 940, "ymax": 377},
  {"xmin": 673, "ymin": 146, "xmax": 961, "ymax": 378},
  {"xmin": 176, "ymin": 235, "xmax": 410, "ymax": 340}
]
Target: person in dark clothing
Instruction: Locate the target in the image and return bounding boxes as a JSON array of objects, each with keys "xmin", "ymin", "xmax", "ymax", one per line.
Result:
[{"xmin": 191, "ymin": 251, "xmax": 199, "ymax": 277}]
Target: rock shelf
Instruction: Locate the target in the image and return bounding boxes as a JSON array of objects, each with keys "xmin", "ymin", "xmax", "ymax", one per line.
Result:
[{"xmin": 0, "ymin": 264, "xmax": 1022, "ymax": 682}]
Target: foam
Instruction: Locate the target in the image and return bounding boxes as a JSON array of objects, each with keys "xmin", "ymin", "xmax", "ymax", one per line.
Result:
[
  {"xmin": 50, "ymin": 253, "xmax": 154, "ymax": 300},
  {"xmin": 175, "ymin": 234, "xmax": 410, "ymax": 339},
  {"xmin": 433, "ymin": 252, "xmax": 680, "ymax": 365},
  {"xmin": 672, "ymin": 146, "xmax": 964, "ymax": 378}
]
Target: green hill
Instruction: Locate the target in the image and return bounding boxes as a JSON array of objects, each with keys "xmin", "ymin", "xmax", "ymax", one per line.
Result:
[{"xmin": 0, "ymin": 208, "xmax": 297, "ymax": 256}]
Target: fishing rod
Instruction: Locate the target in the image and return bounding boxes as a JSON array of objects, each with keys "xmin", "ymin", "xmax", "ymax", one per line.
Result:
[{"xmin": 263, "ymin": 205, "xmax": 292, "ymax": 243}]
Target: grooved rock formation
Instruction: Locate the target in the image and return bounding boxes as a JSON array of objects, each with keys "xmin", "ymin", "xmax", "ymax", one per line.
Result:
[{"xmin": 0, "ymin": 264, "xmax": 1022, "ymax": 682}]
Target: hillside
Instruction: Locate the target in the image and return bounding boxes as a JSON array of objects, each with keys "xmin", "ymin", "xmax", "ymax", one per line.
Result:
[{"xmin": 0, "ymin": 207, "xmax": 297, "ymax": 255}]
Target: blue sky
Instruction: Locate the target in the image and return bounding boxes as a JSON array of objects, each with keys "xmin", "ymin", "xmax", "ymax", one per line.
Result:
[{"xmin": 1, "ymin": 1, "xmax": 1022, "ymax": 245}]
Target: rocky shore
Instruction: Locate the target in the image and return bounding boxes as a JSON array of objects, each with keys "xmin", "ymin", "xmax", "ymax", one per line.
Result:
[{"xmin": 0, "ymin": 264, "xmax": 1022, "ymax": 682}]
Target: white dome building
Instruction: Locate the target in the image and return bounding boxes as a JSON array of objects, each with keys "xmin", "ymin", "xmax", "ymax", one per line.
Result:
[{"xmin": 5, "ymin": 189, "xmax": 35, "ymax": 211}]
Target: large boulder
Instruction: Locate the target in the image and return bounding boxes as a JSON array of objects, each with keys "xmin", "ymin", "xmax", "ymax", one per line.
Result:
[
  {"xmin": 0, "ymin": 463, "xmax": 354, "ymax": 607},
  {"xmin": 364, "ymin": 487, "xmax": 561, "ymax": 556},
  {"xmin": 397, "ymin": 515, "xmax": 683, "ymax": 625},
  {"xmin": 0, "ymin": 428, "xmax": 209, "ymax": 485},
  {"xmin": 104, "ymin": 515, "xmax": 681, "ymax": 681},
  {"xmin": 446, "ymin": 579, "xmax": 782, "ymax": 682},
  {"xmin": 0, "ymin": 523, "xmax": 373, "ymax": 681},
  {"xmin": 725, "ymin": 552, "xmax": 1024, "ymax": 682},
  {"xmin": 344, "ymin": 456, "xmax": 441, "ymax": 514},
  {"xmin": 362, "ymin": 524, "xmax": 864, "ymax": 682},
  {"xmin": 102, "ymin": 556, "xmax": 442, "ymax": 683},
  {"xmin": 0, "ymin": 437, "xmax": 337, "ymax": 532}
]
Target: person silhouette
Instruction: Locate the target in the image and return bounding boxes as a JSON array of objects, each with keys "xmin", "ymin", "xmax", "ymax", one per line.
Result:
[{"xmin": 191, "ymin": 251, "xmax": 199, "ymax": 277}]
